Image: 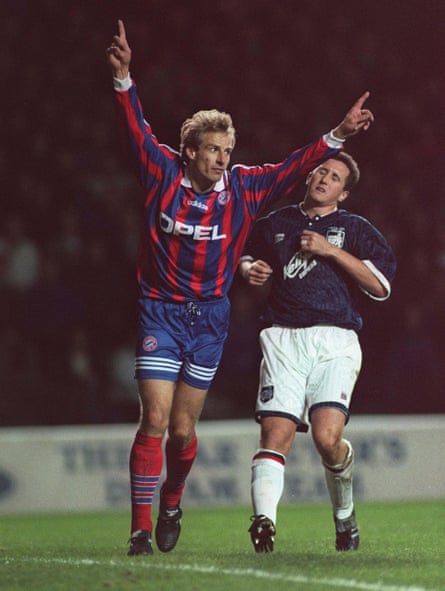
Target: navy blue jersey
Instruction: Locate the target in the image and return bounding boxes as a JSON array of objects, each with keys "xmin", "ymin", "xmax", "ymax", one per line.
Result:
[
  {"xmin": 244, "ymin": 204, "xmax": 397, "ymax": 331},
  {"xmin": 114, "ymin": 83, "xmax": 341, "ymax": 302}
]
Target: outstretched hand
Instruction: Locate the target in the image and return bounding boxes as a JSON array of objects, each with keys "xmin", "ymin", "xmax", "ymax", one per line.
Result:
[
  {"xmin": 106, "ymin": 19, "xmax": 132, "ymax": 79},
  {"xmin": 332, "ymin": 92, "xmax": 375, "ymax": 140}
]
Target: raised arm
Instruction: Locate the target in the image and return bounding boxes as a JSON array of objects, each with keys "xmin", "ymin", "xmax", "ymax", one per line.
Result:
[
  {"xmin": 331, "ymin": 92, "xmax": 375, "ymax": 140},
  {"xmin": 106, "ymin": 19, "xmax": 132, "ymax": 79},
  {"xmin": 106, "ymin": 19, "xmax": 171, "ymax": 192}
]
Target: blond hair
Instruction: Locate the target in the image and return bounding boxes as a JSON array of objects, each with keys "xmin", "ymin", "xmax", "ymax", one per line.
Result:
[{"xmin": 180, "ymin": 109, "xmax": 236, "ymax": 161}]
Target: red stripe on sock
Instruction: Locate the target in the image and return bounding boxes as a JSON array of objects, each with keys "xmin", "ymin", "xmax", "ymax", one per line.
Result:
[{"xmin": 253, "ymin": 450, "xmax": 285, "ymax": 465}]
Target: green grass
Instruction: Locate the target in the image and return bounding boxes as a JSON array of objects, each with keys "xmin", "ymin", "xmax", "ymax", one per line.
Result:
[{"xmin": 1, "ymin": 501, "xmax": 444, "ymax": 591}]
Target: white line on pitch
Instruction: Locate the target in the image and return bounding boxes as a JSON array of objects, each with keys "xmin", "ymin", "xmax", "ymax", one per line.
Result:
[{"xmin": 1, "ymin": 557, "xmax": 438, "ymax": 591}]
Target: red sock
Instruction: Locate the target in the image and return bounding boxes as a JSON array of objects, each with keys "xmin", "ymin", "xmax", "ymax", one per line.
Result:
[
  {"xmin": 129, "ymin": 431, "xmax": 163, "ymax": 533},
  {"xmin": 161, "ymin": 434, "xmax": 198, "ymax": 508}
]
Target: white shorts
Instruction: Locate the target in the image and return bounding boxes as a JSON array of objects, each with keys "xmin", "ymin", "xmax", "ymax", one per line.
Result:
[{"xmin": 256, "ymin": 325, "xmax": 362, "ymax": 432}]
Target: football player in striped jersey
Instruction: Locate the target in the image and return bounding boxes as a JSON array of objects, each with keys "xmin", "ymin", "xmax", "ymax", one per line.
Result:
[{"xmin": 106, "ymin": 19, "xmax": 375, "ymax": 556}]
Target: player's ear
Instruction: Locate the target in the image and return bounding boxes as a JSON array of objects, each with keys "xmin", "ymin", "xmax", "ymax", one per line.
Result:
[
  {"xmin": 185, "ymin": 146, "xmax": 196, "ymax": 161},
  {"xmin": 338, "ymin": 190, "xmax": 349, "ymax": 203},
  {"xmin": 305, "ymin": 171, "xmax": 313, "ymax": 185}
]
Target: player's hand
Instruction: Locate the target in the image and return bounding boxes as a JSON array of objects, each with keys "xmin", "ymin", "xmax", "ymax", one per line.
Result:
[
  {"xmin": 300, "ymin": 230, "xmax": 333, "ymax": 257},
  {"xmin": 106, "ymin": 19, "xmax": 132, "ymax": 79},
  {"xmin": 332, "ymin": 91, "xmax": 375, "ymax": 139},
  {"xmin": 241, "ymin": 259, "xmax": 273, "ymax": 286}
]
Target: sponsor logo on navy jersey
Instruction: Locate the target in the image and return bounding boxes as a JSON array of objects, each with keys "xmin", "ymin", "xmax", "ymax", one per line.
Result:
[{"xmin": 283, "ymin": 251, "xmax": 317, "ymax": 280}]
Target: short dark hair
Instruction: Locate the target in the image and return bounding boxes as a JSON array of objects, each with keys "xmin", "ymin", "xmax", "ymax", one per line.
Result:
[{"xmin": 331, "ymin": 152, "xmax": 360, "ymax": 191}]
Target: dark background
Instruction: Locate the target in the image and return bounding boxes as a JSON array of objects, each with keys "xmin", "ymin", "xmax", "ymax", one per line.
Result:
[{"xmin": 1, "ymin": 0, "xmax": 444, "ymax": 426}]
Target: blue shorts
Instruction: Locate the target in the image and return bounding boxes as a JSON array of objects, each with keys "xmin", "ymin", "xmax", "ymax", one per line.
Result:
[{"xmin": 135, "ymin": 297, "xmax": 231, "ymax": 390}]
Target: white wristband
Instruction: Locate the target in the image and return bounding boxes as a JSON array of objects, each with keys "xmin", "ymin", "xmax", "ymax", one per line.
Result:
[
  {"xmin": 326, "ymin": 129, "xmax": 346, "ymax": 145},
  {"xmin": 113, "ymin": 73, "xmax": 132, "ymax": 92}
]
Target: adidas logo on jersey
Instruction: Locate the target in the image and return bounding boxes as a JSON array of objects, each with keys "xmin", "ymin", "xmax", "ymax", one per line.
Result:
[{"xmin": 184, "ymin": 198, "xmax": 209, "ymax": 211}]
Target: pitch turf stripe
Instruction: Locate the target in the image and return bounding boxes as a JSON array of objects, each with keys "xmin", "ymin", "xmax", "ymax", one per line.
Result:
[{"xmin": 1, "ymin": 557, "xmax": 437, "ymax": 591}]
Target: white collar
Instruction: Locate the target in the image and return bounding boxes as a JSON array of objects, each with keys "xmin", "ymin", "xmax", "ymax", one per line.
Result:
[{"xmin": 181, "ymin": 170, "xmax": 228, "ymax": 192}]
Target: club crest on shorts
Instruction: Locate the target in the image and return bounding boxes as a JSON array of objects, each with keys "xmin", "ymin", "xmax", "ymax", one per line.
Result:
[
  {"xmin": 260, "ymin": 385, "xmax": 274, "ymax": 403},
  {"xmin": 142, "ymin": 336, "xmax": 158, "ymax": 352}
]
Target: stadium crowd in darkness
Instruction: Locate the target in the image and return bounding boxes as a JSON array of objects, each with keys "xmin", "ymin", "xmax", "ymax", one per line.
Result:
[{"xmin": 1, "ymin": 1, "xmax": 444, "ymax": 425}]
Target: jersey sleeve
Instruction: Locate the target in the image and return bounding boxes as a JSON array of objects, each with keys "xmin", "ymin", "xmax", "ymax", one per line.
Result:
[
  {"xmin": 353, "ymin": 218, "xmax": 397, "ymax": 301},
  {"xmin": 113, "ymin": 82, "xmax": 179, "ymax": 195},
  {"xmin": 233, "ymin": 135, "xmax": 341, "ymax": 220}
]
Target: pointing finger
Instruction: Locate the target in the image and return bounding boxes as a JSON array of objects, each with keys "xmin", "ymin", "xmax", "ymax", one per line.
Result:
[
  {"xmin": 118, "ymin": 19, "xmax": 126, "ymax": 40},
  {"xmin": 353, "ymin": 91, "xmax": 370, "ymax": 110}
]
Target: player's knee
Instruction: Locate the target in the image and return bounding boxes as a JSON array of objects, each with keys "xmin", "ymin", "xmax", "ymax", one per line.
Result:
[
  {"xmin": 139, "ymin": 406, "xmax": 169, "ymax": 436},
  {"xmin": 168, "ymin": 424, "xmax": 195, "ymax": 448},
  {"xmin": 259, "ymin": 417, "xmax": 296, "ymax": 455},
  {"xmin": 313, "ymin": 430, "xmax": 343, "ymax": 462}
]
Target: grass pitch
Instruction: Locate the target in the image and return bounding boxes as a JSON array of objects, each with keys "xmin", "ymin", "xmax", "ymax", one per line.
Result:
[{"xmin": 1, "ymin": 501, "xmax": 444, "ymax": 591}]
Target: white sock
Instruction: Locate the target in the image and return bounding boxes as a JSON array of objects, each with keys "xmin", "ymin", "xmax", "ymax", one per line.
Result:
[
  {"xmin": 251, "ymin": 449, "xmax": 285, "ymax": 525},
  {"xmin": 323, "ymin": 439, "xmax": 354, "ymax": 520}
]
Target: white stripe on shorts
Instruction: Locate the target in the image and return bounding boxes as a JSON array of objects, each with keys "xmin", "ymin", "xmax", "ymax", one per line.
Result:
[
  {"xmin": 135, "ymin": 356, "xmax": 182, "ymax": 374},
  {"xmin": 184, "ymin": 360, "xmax": 218, "ymax": 381}
]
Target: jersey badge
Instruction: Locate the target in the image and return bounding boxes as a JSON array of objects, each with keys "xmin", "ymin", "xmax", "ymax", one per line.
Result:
[
  {"xmin": 326, "ymin": 227, "xmax": 345, "ymax": 248},
  {"xmin": 218, "ymin": 190, "xmax": 230, "ymax": 205}
]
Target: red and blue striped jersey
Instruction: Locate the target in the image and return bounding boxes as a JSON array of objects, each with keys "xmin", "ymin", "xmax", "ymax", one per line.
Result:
[{"xmin": 114, "ymin": 83, "xmax": 341, "ymax": 302}]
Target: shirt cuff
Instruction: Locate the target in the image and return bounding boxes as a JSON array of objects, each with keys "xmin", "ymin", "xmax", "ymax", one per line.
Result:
[
  {"xmin": 360, "ymin": 260, "xmax": 392, "ymax": 301},
  {"xmin": 113, "ymin": 74, "xmax": 132, "ymax": 92},
  {"xmin": 323, "ymin": 130, "xmax": 346, "ymax": 148}
]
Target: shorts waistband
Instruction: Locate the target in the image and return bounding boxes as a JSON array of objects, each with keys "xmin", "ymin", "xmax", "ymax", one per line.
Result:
[{"xmin": 144, "ymin": 296, "xmax": 229, "ymax": 308}]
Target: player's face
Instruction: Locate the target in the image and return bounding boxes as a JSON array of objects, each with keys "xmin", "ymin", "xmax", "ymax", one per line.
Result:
[
  {"xmin": 305, "ymin": 159, "xmax": 350, "ymax": 209},
  {"xmin": 186, "ymin": 131, "xmax": 234, "ymax": 193}
]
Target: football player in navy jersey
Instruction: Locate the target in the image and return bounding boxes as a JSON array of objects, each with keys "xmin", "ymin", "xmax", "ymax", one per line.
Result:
[
  {"xmin": 106, "ymin": 19, "xmax": 375, "ymax": 556},
  {"xmin": 239, "ymin": 152, "xmax": 396, "ymax": 553}
]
